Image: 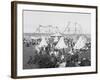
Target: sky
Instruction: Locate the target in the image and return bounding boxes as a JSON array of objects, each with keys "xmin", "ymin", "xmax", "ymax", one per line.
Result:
[{"xmin": 23, "ymin": 10, "xmax": 91, "ymax": 34}]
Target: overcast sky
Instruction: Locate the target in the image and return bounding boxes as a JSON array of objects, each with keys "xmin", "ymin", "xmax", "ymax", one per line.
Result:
[{"xmin": 23, "ymin": 10, "xmax": 91, "ymax": 34}]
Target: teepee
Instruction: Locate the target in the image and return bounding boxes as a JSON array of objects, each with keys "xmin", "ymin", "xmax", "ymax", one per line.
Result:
[
  {"xmin": 38, "ymin": 37, "xmax": 48, "ymax": 47},
  {"xmin": 74, "ymin": 36, "xmax": 87, "ymax": 49},
  {"xmin": 55, "ymin": 37, "xmax": 68, "ymax": 49}
]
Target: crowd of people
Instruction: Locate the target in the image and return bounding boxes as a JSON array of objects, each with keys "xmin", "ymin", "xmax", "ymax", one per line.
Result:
[{"xmin": 24, "ymin": 35, "xmax": 91, "ymax": 68}]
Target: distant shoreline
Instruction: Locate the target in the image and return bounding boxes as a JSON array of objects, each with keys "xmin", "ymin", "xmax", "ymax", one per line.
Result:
[{"xmin": 24, "ymin": 33, "xmax": 91, "ymax": 38}]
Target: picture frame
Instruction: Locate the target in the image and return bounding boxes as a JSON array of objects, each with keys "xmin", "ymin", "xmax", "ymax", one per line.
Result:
[{"xmin": 11, "ymin": 1, "xmax": 98, "ymax": 78}]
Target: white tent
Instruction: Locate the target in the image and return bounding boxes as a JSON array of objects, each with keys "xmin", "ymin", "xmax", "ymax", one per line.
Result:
[
  {"xmin": 38, "ymin": 37, "xmax": 48, "ymax": 47},
  {"xmin": 51, "ymin": 32, "xmax": 62, "ymax": 37},
  {"xmin": 31, "ymin": 36, "xmax": 40, "ymax": 39},
  {"xmin": 55, "ymin": 37, "xmax": 68, "ymax": 49},
  {"xmin": 74, "ymin": 36, "xmax": 87, "ymax": 49}
]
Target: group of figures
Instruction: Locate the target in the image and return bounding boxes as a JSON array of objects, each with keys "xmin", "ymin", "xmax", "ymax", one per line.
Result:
[{"xmin": 23, "ymin": 34, "xmax": 91, "ymax": 69}]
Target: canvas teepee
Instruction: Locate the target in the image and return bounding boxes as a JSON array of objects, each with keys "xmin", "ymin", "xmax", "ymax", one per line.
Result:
[
  {"xmin": 55, "ymin": 37, "xmax": 68, "ymax": 49},
  {"xmin": 74, "ymin": 36, "xmax": 87, "ymax": 49},
  {"xmin": 38, "ymin": 37, "xmax": 48, "ymax": 47}
]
